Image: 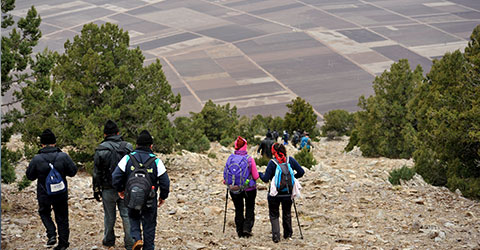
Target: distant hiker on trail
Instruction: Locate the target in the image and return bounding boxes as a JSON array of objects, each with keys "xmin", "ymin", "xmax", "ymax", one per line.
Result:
[
  {"xmin": 259, "ymin": 143, "xmax": 304, "ymax": 243},
  {"xmin": 223, "ymin": 136, "xmax": 259, "ymax": 238},
  {"xmin": 93, "ymin": 120, "xmax": 134, "ymax": 249},
  {"xmin": 112, "ymin": 130, "xmax": 170, "ymax": 250},
  {"xmin": 291, "ymin": 130, "xmax": 301, "ymax": 148},
  {"xmin": 26, "ymin": 129, "xmax": 77, "ymax": 250},
  {"xmin": 282, "ymin": 130, "xmax": 289, "ymax": 145},
  {"xmin": 299, "ymin": 132, "xmax": 313, "ymax": 151},
  {"xmin": 257, "ymin": 132, "xmax": 275, "ymax": 159},
  {"xmin": 272, "ymin": 130, "xmax": 279, "ymax": 142}
]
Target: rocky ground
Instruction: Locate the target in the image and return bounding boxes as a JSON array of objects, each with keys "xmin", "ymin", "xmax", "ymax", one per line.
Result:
[{"xmin": 2, "ymin": 136, "xmax": 480, "ymax": 250}]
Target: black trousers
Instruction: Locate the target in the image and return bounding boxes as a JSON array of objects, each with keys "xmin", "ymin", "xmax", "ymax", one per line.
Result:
[
  {"xmin": 38, "ymin": 194, "xmax": 70, "ymax": 247},
  {"xmin": 268, "ymin": 197, "xmax": 293, "ymax": 240},
  {"xmin": 230, "ymin": 189, "xmax": 257, "ymax": 237}
]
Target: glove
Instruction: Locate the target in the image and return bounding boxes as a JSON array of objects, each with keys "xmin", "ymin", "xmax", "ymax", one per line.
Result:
[{"xmin": 93, "ymin": 187, "xmax": 102, "ymax": 202}]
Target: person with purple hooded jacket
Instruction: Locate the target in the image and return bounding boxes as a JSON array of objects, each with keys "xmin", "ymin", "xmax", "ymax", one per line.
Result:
[{"xmin": 225, "ymin": 136, "xmax": 259, "ymax": 238}]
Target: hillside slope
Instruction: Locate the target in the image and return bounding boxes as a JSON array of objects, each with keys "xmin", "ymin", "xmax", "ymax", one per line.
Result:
[{"xmin": 2, "ymin": 138, "xmax": 480, "ymax": 249}]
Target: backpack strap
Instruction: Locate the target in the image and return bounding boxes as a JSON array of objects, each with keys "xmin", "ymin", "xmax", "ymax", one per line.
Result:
[
  {"xmin": 129, "ymin": 154, "xmax": 156, "ymax": 170},
  {"xmin": 40, "ymin": 152, "xmax": 59, "ymax": 169}
]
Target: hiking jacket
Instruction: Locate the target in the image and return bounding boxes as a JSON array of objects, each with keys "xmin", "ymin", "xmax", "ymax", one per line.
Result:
[
  {"xmin": 233, "ymin": 141, "xmax": 259, "ymax": 191},
  {"xmin": 112, "ymin": 148, "xmax": 170, "ymax": 200},
  {"xmin": 299, "ymin": 136, "xmax": 312, "ymax": 150},
  {"xmin": 257, "ymin": 137, "xmax": 275, "ymax": 158},
  {"xmin": 26, "ymin": 146, "xmax": 77, "ymax": 201},
  {"xmin": 259, "ymin": 156, "xmax": 304, "ymax": 198},
  {"xmin": 93, "ymin": 135, "xmax": 133, "ymax": 190}
]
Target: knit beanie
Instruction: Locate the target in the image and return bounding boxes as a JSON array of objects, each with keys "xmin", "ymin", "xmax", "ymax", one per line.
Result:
[
  {"xmin": 104, "ymin": 120, "xmax": 119, "ymax": 135},
  {"xmin": 136, "ymin": 130, "xmax": 153, "ymax": 146},
  {"xmin": 40, "ymin": 129, "xmax": 56, "ymax": 145}
]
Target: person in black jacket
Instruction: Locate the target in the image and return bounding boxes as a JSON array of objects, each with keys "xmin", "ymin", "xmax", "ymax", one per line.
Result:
[
  {"xmin": 26, "ymin": 129, "xmax": 77, "ymax": 250},
  {"xmin": 93, "ymin": 120, "xmax": 134, "ymax": 249},
  {"xmin": 259, "ymin": 143, "xmax": 304, "ymax": 243},
  {"xmin": 112, "ymin": 130, "xmax": 170, "ymax": 250},
  {"xmin": 257, "ymin": 132, "xmax": 275, "ymax": 159}
]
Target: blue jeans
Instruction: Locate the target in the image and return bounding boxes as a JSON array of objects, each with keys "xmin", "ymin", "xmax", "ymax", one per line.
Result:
[
  {"xmin": 102, "ymin": 188, "xmax": 134, "ymax": 249},
  {"xmin": 128, "ymin": 198, "xmax": 157, "ymax": 250}
]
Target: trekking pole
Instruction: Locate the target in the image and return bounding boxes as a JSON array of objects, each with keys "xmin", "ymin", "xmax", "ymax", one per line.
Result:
[
  {"xmin": 292, "ymin": 199, "xmax": 304, "ymax": 239},
  {"xmin": 223, "ymin": 188, "xmax": 228, "ymax": 233}
]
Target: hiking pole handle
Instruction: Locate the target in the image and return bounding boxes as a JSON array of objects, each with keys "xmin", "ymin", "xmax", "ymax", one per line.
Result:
[
  {"xmin": 293, "ymin": 199, "xmax": 304, "ymax": 239},
  {"xmin": 223, "ymin": 188, "xmax": 228, "ymax": 234}
]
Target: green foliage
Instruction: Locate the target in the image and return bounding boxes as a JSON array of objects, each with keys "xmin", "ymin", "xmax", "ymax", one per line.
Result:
[
  {"xmin": 191, "ymin": 100, "xmax": 238, "ymax": 142},
  {"xmin": 207, "ymin": 152, "xmax": 216, "ymax": 159},
  {"xmin": 254, "ymin": 155, "xmax": 270, "ymax": 167},
  {"xmin": 173, "ymin": 116, "xmax": 210, "ymax": 153},
  {"xmin": 410, "ymin": 25, "xmax": 480, "ymax": 199},
  {"xmin": 351, "ymin": 59, "xmax": 421, "ymax": 158},
  {"xmin": 293, "ymin": 148, "xmax": 317, "ymax": 170},
  {"xmin": 219, "ymin": 137, "xmax": 234, "ymax": 147},
  {"xmin": 321, "ymin": 109, "xmax": 354, "ymax": 138},
  {"xmin": 388, "ymin": 166, "xmax": 415, "ymax": 185},
  {"xmin": 284, "ymin": 97, "xmax": 318, "ymax": 139},
  {"xmin": 1, "ymin": 146, "xmax": 21, "ymax": 184},
  {"xmin": 17, "ymin": 175, "xmax": 32, "ymax": 191}
]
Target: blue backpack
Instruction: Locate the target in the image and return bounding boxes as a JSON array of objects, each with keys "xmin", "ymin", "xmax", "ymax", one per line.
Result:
[
  {"xmin": 42, "ymin": 153, "xmax": 67, "ymax": 195},
  {"xmin": 223, "ymin": 154, "xmax": 251, "ymax": 194},
  {"xmin": 272, "ymin": 158, "xmax": 295, "ymax": 193}
]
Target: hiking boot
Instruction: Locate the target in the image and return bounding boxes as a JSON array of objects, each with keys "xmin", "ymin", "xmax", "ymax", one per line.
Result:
[
  {"xmin": 133, "ymin": 240, "xmax": 143, "ymax": 250},
  {"xmin": 53, "ymin": 246, "xmax": 67, "ymax": 250},
  {"xmin": 242, "ymin": 231, "xmax": 252, "ymax": 238},
  {"xmin": 272, "ymin": 237, "xmax": 280, "ymax": 243},
  {"xmin": 46, "ymin": 237, "xmax": 56, "ymax": 247},
  {"xmin": 283, "ymin": 233, "xmax": 292, "ymax": 239}
]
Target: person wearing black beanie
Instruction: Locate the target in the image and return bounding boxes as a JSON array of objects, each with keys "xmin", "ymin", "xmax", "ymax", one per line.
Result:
[
  {"xmin": 112, "ymin": 129, "xmax": 170, "ymax": 250},
  {"xmin": 40, "ymin": 129, "xmax": 56, "ymax": 145},
  {"xmin": 26, "ymin": 129, "xmax": 77, "ymax": 249},
  {"xmin": 93, "ymin": 120, "xmax": 134, "ymax": 249}
]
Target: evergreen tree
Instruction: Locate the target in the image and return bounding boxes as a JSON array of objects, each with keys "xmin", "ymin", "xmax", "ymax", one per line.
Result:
[
  {"xmin": 191, "ymin": 100, "xmax": 239, "ymax": 143},
  {"xmin": 283, "ymin": 97, "xmax": 318, "ymax": 137},
  {"xmin": 174, "ymin": 116, "xmax": 210, "ymax": 153},
  {"xmin": 321, "ymin": 109, "xmax": 354, "ymax": 138},
  {"xmin": 351, "ymin": 59, "xmax": 422, "ymax": 158},
  {"xmin": 411, "ymin": 25, "xmax": 480, "ymax": 198}
]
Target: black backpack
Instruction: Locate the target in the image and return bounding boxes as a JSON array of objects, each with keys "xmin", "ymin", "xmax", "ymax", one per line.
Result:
[
  {"xmin": 273, "ymin": 158, "xmax": 295, "ymax": 194},
  {"xmin": 124, "ymin": 154, "xmax": 156, "ymax": 211},
  {"xmin": 97, "ymin": 141, "xmax": 131, "ymax": 183}
]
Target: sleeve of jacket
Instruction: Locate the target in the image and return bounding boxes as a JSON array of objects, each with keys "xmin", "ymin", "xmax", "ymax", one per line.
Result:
[
  {"xmin": 259, "ymin": 160, "xmax": 276, "ymax": 182},
  {"xmin": 289, "ymin": 157, "xmax": 305, "ymax": 179},
  {"xmin": 26, "ymin": 156, "xmax": 39, "ymax": 181},
  {"xmin": 157, "ymin": 172, "xmax": 170, "ymax": 200},
  {"xmin": 93, "ymin": 149, "xmax": 104, "ymax": 190},
  {"xmin": 62, "ymin": 153, "xmax": 78, "ymax": 177},
  {"xmin": 112, "ymin": 155, "xmax": 128, "ymax": 192}
]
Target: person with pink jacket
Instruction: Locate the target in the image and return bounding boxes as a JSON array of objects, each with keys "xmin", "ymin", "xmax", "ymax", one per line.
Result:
[{"xmin": 225, "ymin": 136, "xmax": 259, "ymax": 238}]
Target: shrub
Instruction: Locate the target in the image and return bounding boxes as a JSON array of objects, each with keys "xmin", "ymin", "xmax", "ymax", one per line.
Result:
[
  {"xmin": 293, "ymin": 148, "xmax": 317, "ymax": 170},
  {"xmin": 174, "ymin": 116, "xmax": 210, "ymax": 153},
  {"xmin": 284, "ymin": 97, "xmax": 318, "ymax": 140},
  {"xmin": 1, "ymin": 146, "xmax": 22, "ymax": 184},
  {"xmin": 18, "ymin": 175, "xmax": 32, "ymax": 191},
  {"xmin": 321, "ymin": 109, "xmax": 354, "ymax": 138},
  {"xmin": 191, "ymin": 100, "xmax": 238, "ymax": 142},
  {"xmin": 388, "ymin": 166, "xmax": 415, "ymax": 185},
  {"xmin": 207, "ymin": 152, "xmax": 216, "ymax": 159},
  {"xmin": 254, "ymin": 156, "xmax": 270, "ymax": 167}
]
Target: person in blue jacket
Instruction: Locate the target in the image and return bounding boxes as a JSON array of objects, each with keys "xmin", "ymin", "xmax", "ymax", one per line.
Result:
[
  {"xmin": 112, "ymin": 130, "xmax": 170, "ymax": 250},
  {"xmin": 259, "ymin": 143, "xmax": 305, "ymax": 243}
]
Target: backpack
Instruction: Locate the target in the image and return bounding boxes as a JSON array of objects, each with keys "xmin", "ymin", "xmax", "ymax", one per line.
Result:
[
  {"xmin": 223, "ymin": 154, "xmax": 251, "ymax": 194},
  {"xmin": 42, "ymin": 153, "xmax": 67, "ymax": 195},
  {"xmin": 124, "ymin": 154, "xmax": 156, "ymax": 210},
  {"xmin": 97, "ymin": 141, "xmax": 131, "ymax": 183},
  {"xmin": 300, "ymin": 137, "xmax": 310, "ymax": 150},
  {"xmin": 272, "ymin": 158, "xmax": 295, "ymax": 194}
]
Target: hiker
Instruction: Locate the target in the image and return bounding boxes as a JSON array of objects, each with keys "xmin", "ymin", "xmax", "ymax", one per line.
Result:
[
  {"xmin": 291, "ymin": 130, "xmax": 300, "ymax": 148},
  {"xmin": 112, "ymin": 130, "xmax": 170, "ymax": 250},
  {"xmin": 259, "ymin": 143, "xmax": 304, "ymax": 243},
  {"xmin": 26, "ymin": 129, "xmax": 77, "ymax": 250},
  {"xmin": 223, "ymin": 136, "xmax": 259, "ymax": 238},
  {"xmin": 93, "ymin": 120, "xmax": 134, "ymax": 249},
  {"xmin": 282, "ymin": 130, "xmax": 289, "ymax": 145},
  {"xmin": 257, "ymin": 132, "xmax": 275, "ymax": 159},
  {"xmin": 272, "ymin": 130, "xmax": 279, "ymax": 142},
  {"xmin": 299, "ymin": 132, "xmax": 313, "ymax": 151}
]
